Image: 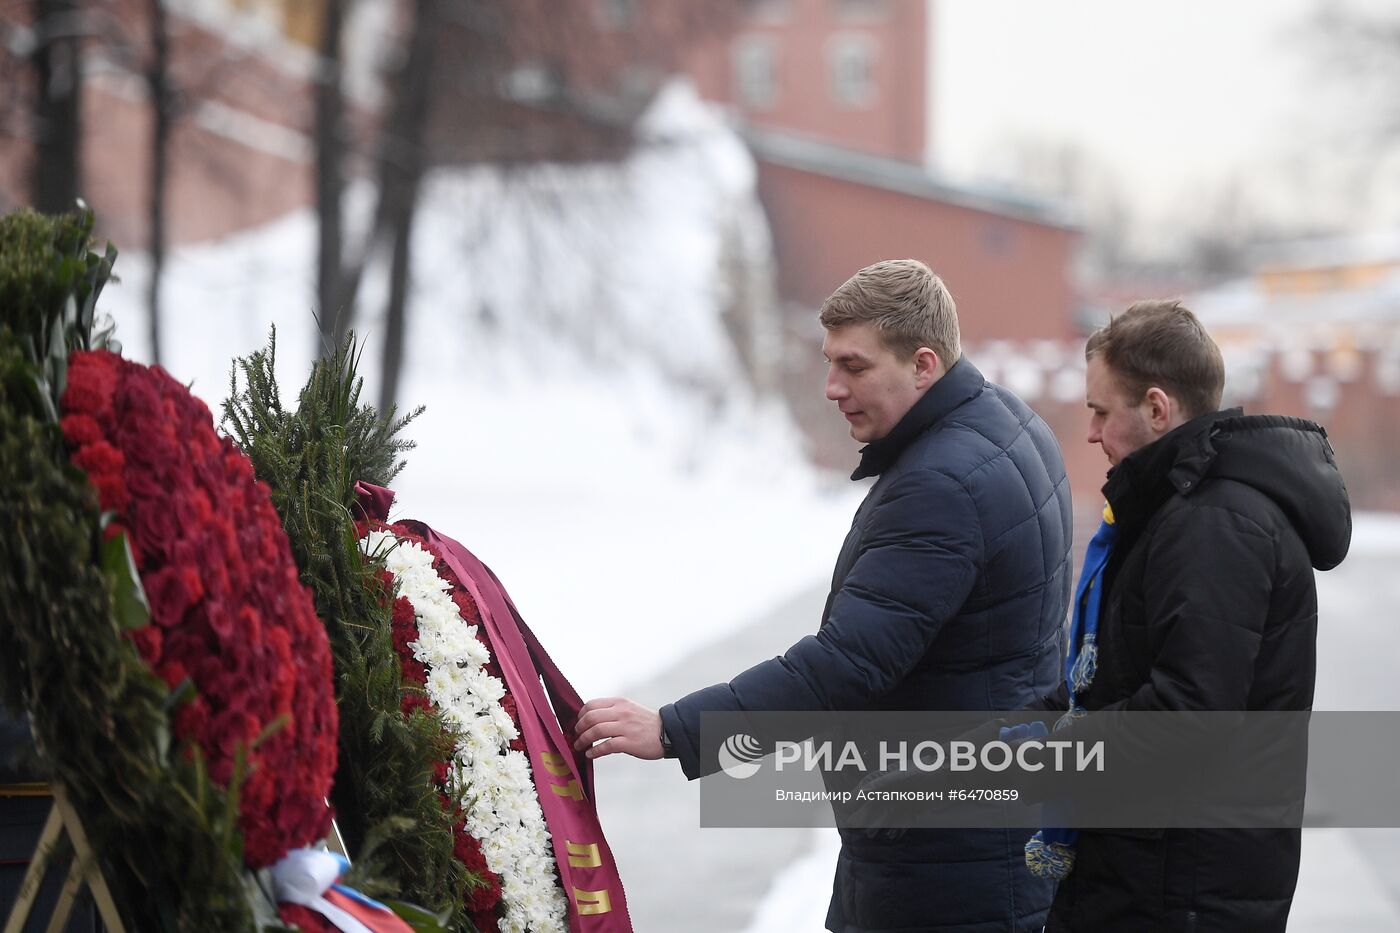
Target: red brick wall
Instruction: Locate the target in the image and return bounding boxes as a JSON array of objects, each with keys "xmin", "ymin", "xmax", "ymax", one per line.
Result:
[
  {"xmin": 791, "ymin": 332, "xmax": 1400, "ymax": 516},
  {"xmin": 78, "ymin": 79, "xmax": 311, "ymax": 250},
  {"xmin": 1, "ymin": 6, "xmax": 321, "ymax": 248},
  {"xmin": 973, "ymin": 340, "xmax": 1400, "ymax": 513},
  {"xmin": 686, "ymin": 0, "xmax": 929, "ymax": 163},
  {"xmin": 757, "ymin": 158, "xmax": 1079, "ymax": 342}
]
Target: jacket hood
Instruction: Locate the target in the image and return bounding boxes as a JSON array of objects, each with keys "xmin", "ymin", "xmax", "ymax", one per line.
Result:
[
  {"xmin": 1207, "ymin": 414, "xmax": 1352, "ymax": 570},
  {"xmin": 1108, "ymin": 411, "xmax": 1352, "ymax": 571}
]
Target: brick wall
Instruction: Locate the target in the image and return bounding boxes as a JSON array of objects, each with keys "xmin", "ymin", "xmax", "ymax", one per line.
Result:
[
  {"xmin": 685, "ymin": 0, "xmax": 929, "ymax": 163},
  {"xmin": 786, "ymin": 331, "xmax": 1400, "ymax": 514},
  {"xmin": 756, "ymin": 159, "xmax": 1079, "ymax": 342},
  {"xmin": 1, "ymin": 3, "xmax": 326, "ymax": 248}
]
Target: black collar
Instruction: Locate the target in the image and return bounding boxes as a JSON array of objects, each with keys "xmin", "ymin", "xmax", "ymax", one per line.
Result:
[
  {"xmin": 1102, "ymin": 407, "xmax": 1243, "ymax": 539},
  {"xmin": 851, "ymin": 357, "xmax": 986, "ymax": 480}
]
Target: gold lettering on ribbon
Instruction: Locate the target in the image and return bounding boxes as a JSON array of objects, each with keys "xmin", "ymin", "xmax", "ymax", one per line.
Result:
[
  {"xmin": 573, "ymin": 887, "xmax": 613, "ymax": 915},
  {"xmin": 566, "ymin": 841, "xmax": 602, "ymax": 868},
  {"xmin": 540, "ymin": 752, "xmax": 572, "ymax": 777},
  {"xmin": 551, "ymin": 779, "xmax": 584, "ymax": 801}
]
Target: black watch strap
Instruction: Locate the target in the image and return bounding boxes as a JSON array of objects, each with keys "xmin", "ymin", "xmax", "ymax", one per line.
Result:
[{"xmin": 659, "ymin": 721, "xmax": 677, "ymax": 759}]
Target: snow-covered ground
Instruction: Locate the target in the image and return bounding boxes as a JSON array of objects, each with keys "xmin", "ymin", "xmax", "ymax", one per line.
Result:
[{"xmin": 102, "ymin": 83, "xmax": 862, "ymax": 698}]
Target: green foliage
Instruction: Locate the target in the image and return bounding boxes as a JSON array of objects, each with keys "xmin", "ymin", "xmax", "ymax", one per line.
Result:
[
  {"xmin": 384, "ymin": 898, "xmax": 455, "ymax": 933},
  {"xmin": 0, "ymin": 206, "xmax": 118, "ymax": 421},
  {"xmin": 223, "ymin": 330, "xmax": 476, "ymax": 925},
  {"xmin": 0, "ymin": 355, "xmax": 270, "ymax": 927},
  {"xmin": 0, "ymin": 207, "xmax": 298, "ymax": 931}
]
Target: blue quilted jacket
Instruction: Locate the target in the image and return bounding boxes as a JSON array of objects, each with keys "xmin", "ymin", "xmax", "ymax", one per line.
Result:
[{"xmin": 661, "ymin": 358, "xmax": 1073, "ymax": 932}]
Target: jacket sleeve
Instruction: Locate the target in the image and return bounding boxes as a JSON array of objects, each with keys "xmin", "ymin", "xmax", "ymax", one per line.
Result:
[
  {"xmin": 1023, "ymin": 681, "xmax": 1069, "ymax": 714},
  {"xmin": 660, "ymin": 469, "xmax": 983, "ymax": 780}
]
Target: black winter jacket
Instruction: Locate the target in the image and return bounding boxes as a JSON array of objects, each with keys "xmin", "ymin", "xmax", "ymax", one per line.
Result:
[
  {"xmin": 660, "ymin": 358, "xmax": 1073, "ymax": 932},
  {"xmin": 1038, "ymin": 410, "xmax": 1351, "ymax": 933}
]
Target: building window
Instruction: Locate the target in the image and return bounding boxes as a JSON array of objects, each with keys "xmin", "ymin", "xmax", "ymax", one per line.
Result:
[
  {"xmin": 743, "ymin": 0, "xmax": 792, "ymax": 23},
  {"xmin": 502, "ymin": 63, "xmax": 558, "ymax": 105},
  {"xmin": 595, "ymin": 0, "xmax": 638, "ymax": 31},
  {"xmin": 827, "ymin": 35, "xmax": 876, "ymax": 108},
  {"xmin": 734, "ymin": 37, "xmax": 778, "ymax": 110},
  {"xmin": 833, "ymin": 0, "xmax": 890, "ymax": 20}
]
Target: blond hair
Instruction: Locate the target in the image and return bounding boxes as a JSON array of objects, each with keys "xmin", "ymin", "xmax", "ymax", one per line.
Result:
[{"xmin": 819, "ymin": 259, "xmax": 960, "ymax": 364}]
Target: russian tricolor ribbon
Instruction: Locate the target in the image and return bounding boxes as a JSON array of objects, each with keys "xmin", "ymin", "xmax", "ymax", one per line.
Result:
[{"xmin": 270, "ymin": 849, "xmax": 413, "ymax": 933}]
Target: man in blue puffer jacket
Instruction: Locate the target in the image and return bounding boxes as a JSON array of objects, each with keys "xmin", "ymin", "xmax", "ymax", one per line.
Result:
[{"xmin": 574, "ymin": 259, "xmax": 1073, "ymax": 932}]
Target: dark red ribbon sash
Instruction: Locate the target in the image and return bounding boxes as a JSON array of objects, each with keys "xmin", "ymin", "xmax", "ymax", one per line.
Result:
[{"xmin": 353, "ymin": 482, "xmax": 632, "ymax": 931}]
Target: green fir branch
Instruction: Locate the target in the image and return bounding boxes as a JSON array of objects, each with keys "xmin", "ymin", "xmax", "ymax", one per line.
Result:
[{"xmin": 222, "ymin": 329, "xmax": 472, "ymax": 925}]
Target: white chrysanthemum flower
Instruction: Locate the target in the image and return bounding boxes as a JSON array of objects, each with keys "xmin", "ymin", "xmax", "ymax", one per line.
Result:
[{"xmin": 363, "ymin": 526, "xmax": 569, "ymax": 932}]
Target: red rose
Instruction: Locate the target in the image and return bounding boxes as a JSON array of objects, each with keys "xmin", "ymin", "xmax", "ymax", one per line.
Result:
[
  {"xmin": 144, "ymin": 565, "xmax": 200, "ymax": 627},
  {"xmin": 89, "ymin": 470, "xmax": 132, "ymax": 514},
  {"xmin": 59, "ymin": 351, "xmax": 339, "ymax": 870},
  {"xmin": 174, "ymin": 696, "xmax": 211, "ymax": 745},
  {"xmin": 69, "ymin": 440, "xmax": 125, "ymax": 481},
  {"xmin": 280, "ymin": 904, "xmax": 337, "ymax": 932},
  {"xmin": 127, "ymin": 624, "xmax": 163, "ymax": 665},
  {"xmin": 61, "ymin": 351, "xmax": 119, "ymax": 418},
  {"xmin": 59, "ymin": 413, "xmax": 104, "ymax": 446}
]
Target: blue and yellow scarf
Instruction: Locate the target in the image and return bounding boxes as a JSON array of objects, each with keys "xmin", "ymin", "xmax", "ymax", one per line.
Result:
[{"xmin": 1025, "ymin": 503, "xmax": 1117, "ymax": 880}]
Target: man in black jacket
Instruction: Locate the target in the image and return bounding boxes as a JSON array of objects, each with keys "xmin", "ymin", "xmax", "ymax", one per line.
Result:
[
  {"xmin": 1033, "ymin": 300, "xmax": 1351, "ymax": 932},
  {"xmin": 574, "ymin": 259, "xmax": 1073, "ymax": 932}
]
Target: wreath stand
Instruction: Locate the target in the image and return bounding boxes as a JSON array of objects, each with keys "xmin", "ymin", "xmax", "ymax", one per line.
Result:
[
  {"xmin": 3, "ymin": 783, "xmax": 351, "ymax": 933},
  {"xmin": 2, "ymin": 783, "xmax": 125, "ymax": 933}
]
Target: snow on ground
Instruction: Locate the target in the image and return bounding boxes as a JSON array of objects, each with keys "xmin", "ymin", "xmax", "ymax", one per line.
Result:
[
  {"xmin": 738, "ymin": 828, "xmax": 842, "ymax": 933},
  {"xmin": 753, "ymin": 823, "xmax": 1400, "ymax": 933},
  {"xmin": 102, "ymin": 81, "xmax": 864, "ymax": 698}
]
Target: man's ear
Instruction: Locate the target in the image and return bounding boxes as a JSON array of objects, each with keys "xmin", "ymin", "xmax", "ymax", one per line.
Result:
[
  {"xmin": 912, "ymin": 347, "xmax": 941, "ymax": 389},
  {"xmin": 1144, "ymin": 386, "xmax": 1175, "ymax": 434}
]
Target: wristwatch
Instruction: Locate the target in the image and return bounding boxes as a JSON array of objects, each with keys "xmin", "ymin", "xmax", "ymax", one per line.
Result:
[{"xmin": 659, "ymin": 721, "xmax": 677, "ymax": 758}]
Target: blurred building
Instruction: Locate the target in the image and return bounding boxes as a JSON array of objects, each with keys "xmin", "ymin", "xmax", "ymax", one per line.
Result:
[
  {"xmin": 1188, "ymin": 232, "xmax": 1400, "ymax": 510},
  {"xmin": 0, "ymin": 0, "xmax": 345, "ymax": 247},
  {"xmin": 687, "ymin": 0, "xmax": 932, "ymax": 163},
  {"xmin": 962, "ymin": 232, "xmax": 1400, "ymax": 511},
  {"xmin": 683, "ymin": 0, "xmax": 1079, "ymax": 344},
  {"xmin": 0, "ymin": 0, "xmax": 744, "ymax": 244},
  {"xmin": 2, "ymin": 0, "xmax": 1105, "ymax": 493},
  {"xmin": 682, "ymin": 0, "xmax": 1080, "ymax": 471}
]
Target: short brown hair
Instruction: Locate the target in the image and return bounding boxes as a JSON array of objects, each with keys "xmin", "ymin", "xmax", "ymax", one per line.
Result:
[
  {"xmin": 1085, "ymin": 299, "xmax": 1225, "ymax": 419},
  {"xmin": 819, "ymin": 259, "xmax": 961, "ymax": 364}
]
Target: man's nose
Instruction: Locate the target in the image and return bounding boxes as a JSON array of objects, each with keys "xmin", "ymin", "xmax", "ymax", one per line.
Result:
[{"xmin": 826, "ymin": 373, "xmax": 847, "ymax": 401}]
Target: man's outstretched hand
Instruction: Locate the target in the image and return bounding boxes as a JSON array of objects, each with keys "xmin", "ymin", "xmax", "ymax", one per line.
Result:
[{"xmin": 573, "ymin": 697, "xmax": 664, "ymax": 760}]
